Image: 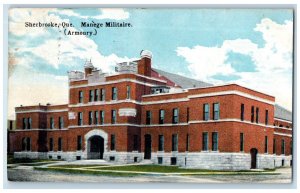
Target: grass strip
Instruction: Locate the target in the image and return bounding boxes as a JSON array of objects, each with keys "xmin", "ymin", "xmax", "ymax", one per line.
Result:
[{"xmin": 35, "ymin": 165, "xmax": 279, "ymax": 177}]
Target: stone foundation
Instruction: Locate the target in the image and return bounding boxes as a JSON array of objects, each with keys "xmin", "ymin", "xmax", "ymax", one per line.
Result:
[{"xmin": 13, "ymin": 151, "xmax": 292, "ymax": 170}]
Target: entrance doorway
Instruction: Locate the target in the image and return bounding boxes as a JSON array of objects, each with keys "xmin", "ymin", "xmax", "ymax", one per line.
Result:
[
  {"xmin": 250, "ymin": 148, "xmax": 258, "ymax": 169},
  {"xmin": 144, "ymin": 134, "xmax": 152, "ymax": 159},
  {"xmin": 88, "ymin": 136, "xmax": 104, "ymax": 159}
]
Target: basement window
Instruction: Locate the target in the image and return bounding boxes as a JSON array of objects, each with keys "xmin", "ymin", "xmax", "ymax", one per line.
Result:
[
  {"xmin": 110, "ymin": 156, "xmax": 115, "ymax": 161},
  {"xmin": 158, "ymin": 157, "xmax": 163, "ymax": 164},
  {"xmin": 171, "ymin": 157, "xmax": 177, "ymax": 165}
]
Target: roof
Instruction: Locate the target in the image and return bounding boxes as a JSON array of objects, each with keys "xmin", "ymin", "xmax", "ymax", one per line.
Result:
[
  {"xmin": 152, "ymin": 68, "xmax": 213, "ymax": 89},
  {"xmin": 275, "ymin": 104, "xmax": 292, "ymax": 122}
]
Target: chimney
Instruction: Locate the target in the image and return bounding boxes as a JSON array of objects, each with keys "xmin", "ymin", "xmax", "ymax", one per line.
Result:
[
  {"xmin": 84, "ymin": 59, "xmax": 94, "ymax": 78},
  {"xmin": 138, "ymin": 50, "xmax": 152, "ymax": 77}
]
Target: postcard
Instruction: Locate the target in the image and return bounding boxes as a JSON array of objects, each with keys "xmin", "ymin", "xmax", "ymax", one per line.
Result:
[{"xmin": 7, "ymin": 8, "xmax": 293, "ymax": 183}]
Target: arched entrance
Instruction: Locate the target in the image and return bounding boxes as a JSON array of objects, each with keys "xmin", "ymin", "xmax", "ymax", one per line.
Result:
[
  {"xmin": 250, "ymin": 148, "xmax": 258, "ymax": 169},
  {"xmin": 144, "ymin": 134, "xmax": 152, "ymax": 159},
  {"xmin": 84, "ymin": 129, "xmax": 108, "ymax": 160},
  {"xmin": 88, "ymin": 136, "xmax": 104, "ymax": 159}
]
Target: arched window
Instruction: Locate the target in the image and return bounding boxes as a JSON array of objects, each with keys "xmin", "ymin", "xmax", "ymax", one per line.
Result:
[
  {"xmin": 26, "ymin": 138, "xmax": 31, "ymax": 151},
  {"xmin": 22, "ymin": 138, "xmax": 27, "ymax": 151},
  {"xmin": 22, "ymin": 137, "xmax": 31, "ymax": 151}
]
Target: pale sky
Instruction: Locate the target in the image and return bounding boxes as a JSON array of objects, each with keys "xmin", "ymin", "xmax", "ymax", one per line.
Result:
[{"xmin": 8, "ymin": 8, "xmax": 293, "ymax": 119}]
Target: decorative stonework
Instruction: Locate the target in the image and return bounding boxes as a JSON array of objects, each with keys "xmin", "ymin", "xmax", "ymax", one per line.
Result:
[
  {"xmin": 118, "ymin": 108, "xmax": 137, "ymax": 117},
  {"xmin": 68, "ymin": 112, "xmax": 75, "ymax": 119},
  {"xmin": 140, "ymin": 50, "xmax": 152, "ymax": 59},
  {"xmin": 84, "ymin": 129, "xmax": 108, "ymax": 157}
]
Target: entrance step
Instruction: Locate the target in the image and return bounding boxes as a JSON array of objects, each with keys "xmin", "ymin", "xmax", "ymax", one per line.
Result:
[
  {"xmin": 72, "ymin": 159, "xmax": 111, "ymax": 165},
  {"xmin": 139, "ymin": 159, "xmax": 154, "ymax": 165}
]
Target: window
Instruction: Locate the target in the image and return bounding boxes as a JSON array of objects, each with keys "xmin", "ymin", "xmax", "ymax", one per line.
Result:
[
  {"xmin": 95, "ymin": 89, "xmax": 99, "ymax": 101},
  {"xmin": 58, "ymin": 137, "xmax": 62, "ymax": 151},
  {"xmin": 111, "ymin": 110, "xmax": 116, "ymax": 124},
  {"xmin": 202, "ymin": 132, "xmax": 208, "ymax": 151},
  {"xmin": 265, "ymin": 110, "xmax": 269, "ymax": 125},
  {"xmin": 27, "ymin": 118, "xmax": 32, "ymax": 129},
  {"xmin": 112, "ymin": 87, "xmax": 117, "ymax": 100},
  {"xmin": 9, "ymin": 120, "xmax": 13, "ymax": 130},
  {"xmin": 186, "ymin": 134, "xmax": 190, "ymax": 151},
  {"xmin": 133, "ymin": 135, "xmax": 138, "ymax": 151},
  {"xmin": 212, "ymin": 132, "xmax": 218, "ymax": 151},
  {"xmin": 100, "ymin": 111, "xmax": 104, "ymax": 124},
  {"xmin": 89, "ymin": 111, "xmax": 93, "ymax": 125},
  {"xmin": 256, "ymin": 107, "xmax": 259, "ymax": 123},
  {"xmin": 59, "ymin": 117, "xmax": 64, "ymax": 129},
  {"xmin": 213, "ymin": 103, "xmax": 220, "ymax": 120},
  {"xmin": 171, "ymin": 157, "xmax": 177, "ymax": 165},
  {"xmin": 158, "ymin": 135, "xmax": 164, "ymax": 151},
  {"xmin": 265, "ymin": 136, "xmax": 268, "ymax": 153},
  {"xmin": 111, "ymin": 134, "xmax": 116, "ymax": 150},
  {"xmin": 100, "ymin": 88, "xmax": 105, "ymax": 101},
  {"xmin": 49, "ymin": 138, "xmax": 53, "ymax": 151},
  {"xmin": 22, "ymin": 138, "xmax": 30, "ymax": 151},
  {"xmin": 22, "ymin": 138, "xmax": 26, "ymax": 151},
  {"xmin": 94, "ymin": 111, "xmax": 98, "ymax": 124},
  {"xmin": 273, "ymin": 138, "xmax": 276, "ymax": 154},
  {"xmin": 78, "ymin": 112, "xmax": 83, "ymax": 126},
  {"xmin": 110, "ymin": 156, "xmax": 115, "ymax": 161},
  {"xmin": 89, "ymin": 90, "xmax": 94, "ymax": 102},
  {"xmin": 240, "ymin": 133, "xmax": 244, "ymax": 152},
  {"xmin": 159, "ymin": 109, "xmax": 165, "ymax": 124},
  {"xmin": 50, "ymin": 117, "xmax": 54, "ymax": 129},
  {"xmin": 77, "ymin": 135, "xmax": 82, "ymax": 151},
  {"xmin": 241, "ymin": 104, "xmax": 244, "ymax": 121},
  {"xmin": 281, "ymin": 139, "xmax": 285, "ymax": 155},
  {"xmin": 79, "ymin": 91, "xmax": 83, "ymax": 103},
  {"xmin": 172, "ymin": 108, "xmax": 179, "ymax": 124},
  {"xmin": 203, "ymin": 104, "xmax": 210, "ymax": 121},
  {"xmin": 172, "ymin": 134, "xmax": 178, "ymax": 151},
  {"xmin": 22, "ymin": 118, "xmax": 27, "ymax": 129},
  {"xmin": 251, "ymin": 106, "xmax": 255, "ymax": 123},
  {"xmin": 146, "ymin": 111, "xmax": 151, "ymax": 125},
  {"xmin": 126, "ymin": 86, "xmax": 131, "ymax": 99},
  {"xmin": 158, "ymin": 157, "xmax": 163, "ymax": 164},
  {"xmin": 26, "ymin": 138, "xmax": 31, "ymax": 151}
]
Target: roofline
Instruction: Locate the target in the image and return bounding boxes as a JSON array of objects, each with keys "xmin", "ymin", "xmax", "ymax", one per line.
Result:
[
  {"xmin": 274, "ymin": 117, "xmax": 292, "ymax": 123},
  {"xmin": 187, "ymin": 83, "xmax": 275, "ymax": 99}
]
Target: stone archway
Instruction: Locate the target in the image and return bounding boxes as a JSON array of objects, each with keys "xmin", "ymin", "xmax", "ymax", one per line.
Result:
[{"xmin": 84, "ymin": 129, "xmax": 108, "ymax": 159}]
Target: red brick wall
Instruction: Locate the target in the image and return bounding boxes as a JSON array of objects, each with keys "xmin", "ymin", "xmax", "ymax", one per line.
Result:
[{"xmin": 10, "ymin": 72, "xmax": 292, "ymax": 158}]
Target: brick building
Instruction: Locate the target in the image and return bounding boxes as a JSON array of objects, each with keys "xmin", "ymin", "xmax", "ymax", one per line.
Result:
[{"xmin": 9, "ymin": 50, "xmax": 292, "ymax": 170}]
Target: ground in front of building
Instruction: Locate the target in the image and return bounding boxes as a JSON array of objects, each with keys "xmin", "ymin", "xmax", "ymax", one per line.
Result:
[{"xmin": 7, "ymin": 159, "xmax": 292, "ymax": 183}]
